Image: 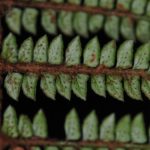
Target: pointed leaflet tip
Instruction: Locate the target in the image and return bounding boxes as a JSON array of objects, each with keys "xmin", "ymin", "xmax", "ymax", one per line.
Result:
[
  {"xmin": 56, "ymin": 74, "xmax": 71, "ymax": 100},
  {"xmin": 104, "ymin": 16, "xmax": 119, "ymax": 40},
  {"xmin": 48, "ymin": 34, "xmax": 64, "ymax": 65},
  {"xmin": 72, "ymin": 74, "xmax": 89, "ymax": 101},
  {"xmin": 40, "ymin": 74, "xmax": 56, "ymax": 100},
  {"xmin": 120, "ymin": 17, "xmax": 135, "ymax": 40},
  {"xmin": 22, "ymin": 74, "xmax": 38, "ymax": 100},
  {"xmin": 100, "ymin": 113, "xmax": 115, "ymax": 141},
  {"xmin": 116, "ymin": 40, "xmax": 134, "ymax": 69},
  {"xmin": 65, "ymin": 108, "xmax": 81, "ymax": 140},
  {"xmin": 124, "ymin": 76, "xmax": 142, "ymax": 101},
  {"xmin": 142, "ymin": 68, "xmax": 150, "ymax": 100},
  {"xmin": 106, "ymin": 75, "xmax": 124, "ymax": 101},
  {"xmin": 65, "ymin": 36, "xmax": 82, "ymax": 66},
  {"xmin": 4, "ymin": 73, "xmax": 23, "ymax": 101},
  {"xmin": 136, "ymin": 20, "xmax": 150, "ymax": 43},
  {"xmin": 1, "ymin": 33, "xmax": 18, "ymax": 63},
  {"xmin": 22, "ymin": 8, "xmax": 39, "ymax": 34},
  {"xmin": 131, "ymin": 113, "xmax": 147, "ymax": 143},
  {"xmin": 91, "ymin": 75, "xmax": 106, "ymax": 97},
  {"xmin": 133, "ymin": 42, "xmax": 150, "ymax": 70},
  {"xmin": 2, "ymin": 105, "xmax": 18, "ymax": 138},
  {"xmin": 100, "ymin": 40, "xmax": 116, "ymax": 67},
  {"xmin": 116, "ymin": 115, "xmax": 131, "ymax": 142},
  {"xmin": 58, "ymin": 11, "xmax": 73, "ymax": 36},
  {"xmin": 33, "ymin": 109, "xmax": 48, "ymax": 138},
  {"xmin": 83, "ymin": 36, "xmax": 100, "ymax": 67},
  {"xmin": 82, "ymin": 111, "xmax": 99, "ymax": 141},
  {"xmin": 18, "ymin": 115, "xmax": 33, "ymax": 138},
  {"xmin": 41, "ymin": 9, "xmax": 57, "ymax": 35},
  {"xmin": 33, "ymin": 35, "xmax": 48, "ymax": 63},
  {"xmin": 18, "ymin": 37, "xmax": 34, "ymax": 63},
  {"xmin": 73, "ymin": 12, "xmax": 88, "ymax": 38},
  {"xmin": 5, "ymin": 8, "xmax": 22, "ymax": 34}
]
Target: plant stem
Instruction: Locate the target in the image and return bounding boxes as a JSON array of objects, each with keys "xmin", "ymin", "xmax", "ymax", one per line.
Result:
[
  {"xmin": 0, "ymin": 61, "xmax": 149, "ymax": 80},
  {"xmin": 0, "ymin": 0, "xmax": 149, "ymax": 21},
  {"xmin": 1, "ymin": 134, "xmax": 150, "ymax": 150}
]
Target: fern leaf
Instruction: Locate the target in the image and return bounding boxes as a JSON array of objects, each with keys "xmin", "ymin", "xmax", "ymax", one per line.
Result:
[
  {"xmin": 33, "ymin": 109, "xmax": 48, "ymax": 138},
  {"xmin": 1, "ymin": 105, "xmax": 18, "ymax": 138},
  {"xmin": 22, "ymin": 8, "xmax": 39, "ymax": 34},
  {"xmin": 82, "ymin": 111, "xmax": 98, "ymax": 140},
  {"xmin": 64, "ymin": 108, "xmax": 81, "ymax": 140},
  {"xmin": 1, "ymin": 33, "xmax": 18, "ymax": 63},
  {"xmin": 41, "ymin": 9, "xmax": 57, "ymax": 35},
  {"xmin": 4, "ymin": 73, "xmax": 23, "ymax": 101},
  {"xmin": 100, "ymin": 113, "xmax": 115, "ymax": 141},
  {"xmin": 5, "ymin": 8, "xmax": 21, "ymax": 35},
  {"xmin": 116, "ymin": 115, "xmax": 131, "ymax": 142},
  {"xmin": 131, "ymin": 113, "xmax": 147, "ymax": 143},
  {"xmin": 18, "ymin": 115, "xmax": 33, "ymax": 138}
]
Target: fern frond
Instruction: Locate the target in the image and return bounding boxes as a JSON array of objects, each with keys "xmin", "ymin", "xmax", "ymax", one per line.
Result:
[
  {"xmin": 1, "ymin": 106, "xmax": 150, "ymax": 149},
  {"xmin": 4, "ymin": 0, "xmax": 150, "ymax": 42},
  {"xmin": 1, "ymin": 33, "xmax": 150, "ymax": 101}
]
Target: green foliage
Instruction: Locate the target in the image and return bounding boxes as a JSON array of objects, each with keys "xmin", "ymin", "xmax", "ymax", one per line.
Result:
[
  {"xmin": 2, "ymin": 34, "xmax": 150, "ymax": 102},
  {"xmin": 5, "ymin": 0, "xmax": 150, "ymax": 42}
]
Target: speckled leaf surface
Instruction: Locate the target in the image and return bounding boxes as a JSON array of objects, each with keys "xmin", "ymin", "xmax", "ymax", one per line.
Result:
[
  {"xmin": 48, "ymin": 35, "xmax": 64, "ymax": 64},
  {"xmin": 6, "ymin": 8, "xmax": 22, "ymax": 34},
  {"xmin": 33, "ymin": 109, "xmax": 48, "ymax": 138},
  {"xmin": 100, "ymin": 114, "xmax": 115, "ymax": 141},
  {"xmin": 64, "ymin": 108, "xmax": 81, "ymax": 140},
  {"xmin": 131, "ymin": 113, "xmax": 147, "ymax": 143},
  {"xmin": 5, "ymin": 73, "xmax": 23, "ymax": 101},
  {"xmin": 33, "ymin": 35, "xmax": 48, "ymax": 63},
  {"xmin": 2, "ymin": 106, "xmax": 18, "ymax": 138},
  {"xmin": 18, "ymin": 115, "xmax": 33, "ymax": 138},
  {"xmin": 107, "ymin": 75, "xmax": 124, "ymax": 101},
  {"xmin": 18, "ymin": 37, "xmax": 34, "ymax": 63},
  {"xmin": 142, "ymin": 68, "xmax": 150, "ymax": 100},
  {"xmin": 22, "ymin": 8, "xmax": 39, "ymax": 34},
  {"xmin": 104, "ymin": 16, "xmax": 119, "ymax": 40},
  {"xmin": 56, "ymin": 74, "xmax": 71, "ymax": 100},
  {"xmin": 82, "ymin": 111, "xmax": 98, "ymax": 141},
  {"xmin": 120, "ymin": 17, "xmax": 135, "ymax": 40},
  {"xmin": 73, "ymin": 12, "xmax": 88, "ymax": 38},
  {"xmin": 124, "ymin": 76, "xmax": 142, "ymax": 100},
  {"xmin": 116, "ymin": 40, "xmax": 133, "ymax": 69},
  {"xmin": 133, "ymin": 43, "xmax": 150, "ymax": 70},
  {"xmin": 72, "ymin": 74, "xmax": 89, "ymax": 100},
  {"xmin": 116, "ymin": 115, "xmax": 131, "ymax": 142},
  {"xmin": 83, "ymin": 37, "xmax": 100, "ymax": 67},
  {"xmin": 91, "ymin": 75, "xmax": 106, "ymax": 97},
  {"xmin": 100, "ymin": 40, "xmax": 116, "ymax": 67},
  {"xmin": 41, "ymin": 9, "xmax": 57, "ymax": 35},
  {"xmin": 40, "ymin": 74, "xmax": 56, "ymax": 100},
  {"xmin": 58, "ymin": 11, "xmax": 73, "ymax": 36},
  {"xmin": 65, "ymin": 36, "xmax": 82, "ymax": 66},
  {"xmin": 1, "ymin": 33, "xmax": 18, "ymax": 63},
  {"xmin": 22, "ymin": 74, "xmax": 38, "ymax": 100}
]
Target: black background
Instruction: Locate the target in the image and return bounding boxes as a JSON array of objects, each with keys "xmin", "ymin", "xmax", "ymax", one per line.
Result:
[{"xmin": 1, "ymin": 12, "xmax": 150, "ymax": 140}]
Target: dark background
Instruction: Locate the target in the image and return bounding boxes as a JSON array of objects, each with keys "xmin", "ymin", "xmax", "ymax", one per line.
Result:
[{"xmin": 1, "ymin": 12, "xmax": 150, "ymax": 140}]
